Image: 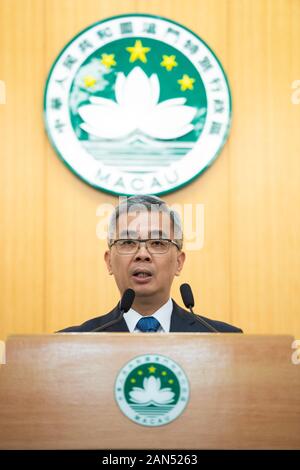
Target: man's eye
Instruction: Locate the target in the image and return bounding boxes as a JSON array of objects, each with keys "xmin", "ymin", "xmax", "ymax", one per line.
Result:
[
  {"xmin": 121, "ymin": 240, "xmax": 136, "ymax": 245},
  {"xmin": 150, "ymin": 240, "xmax": 166, "ymax": 246}
]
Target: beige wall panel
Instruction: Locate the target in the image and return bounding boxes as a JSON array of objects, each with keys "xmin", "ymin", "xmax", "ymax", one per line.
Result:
[
  {"xmin": 228, "ymin": 0, "xmax": 300, "ymax": 336},
  {"xmin": 0, "ymin": 0, "xmax": 46, "ymax": 338},
  {"xmin": 0, "ymin": 0, "xmax": 299, "ymax": 339}
]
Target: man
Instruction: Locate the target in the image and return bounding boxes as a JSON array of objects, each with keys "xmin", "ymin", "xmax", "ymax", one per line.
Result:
[{"xmin": 59, "ymin": 195, "xmax": 242, "ymax": 333}]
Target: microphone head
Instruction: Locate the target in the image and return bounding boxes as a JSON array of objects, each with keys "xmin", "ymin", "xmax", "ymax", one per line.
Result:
[
  {"xmin": 180, "ymin": 283, "xmax": 195, "ymax": 309},
  {"xmin": 120, "ymin": 288, "xmax": 135, "ymax": 313}
]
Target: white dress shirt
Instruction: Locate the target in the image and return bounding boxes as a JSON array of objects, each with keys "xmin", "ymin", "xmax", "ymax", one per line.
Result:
[{"xmin": 123, "ymin": 298, "xmax": 173, "ymax": 333}]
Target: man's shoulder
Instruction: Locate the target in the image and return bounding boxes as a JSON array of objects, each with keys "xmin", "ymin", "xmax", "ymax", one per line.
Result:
[
  {"xmin": 57, "ymin": 308, "xmax": 118, "ymax": 332},
  {"xmin": 199, "ymin": 314, "xmax": 243, "ymax": 333},
  {"xmin": 172, "ymin": 301, "xmax": 243, "ymax": 333}
]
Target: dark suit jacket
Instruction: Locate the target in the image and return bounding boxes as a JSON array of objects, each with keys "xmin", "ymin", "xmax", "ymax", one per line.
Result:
[{"xmin": 58, "ymin": 300, "xmax": 242, "ymax": 333}]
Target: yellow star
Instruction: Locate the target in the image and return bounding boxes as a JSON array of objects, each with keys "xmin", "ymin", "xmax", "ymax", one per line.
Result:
[
  {"xmin": 148, "ymin": 366, "xmax": 156, "ymax": 374},
  {"xmin": 126, "ymin": 40, "xmax": 151, "ymax": 63},
  {"xmin": 160, "ymin": 55, "xmax": 178, "ymax": 71},
  {"xmin": 101, "ymin": 53, "xmax": 116, "ymax": 68},
  {"xmin": 83, "ymin": 75, "xmax": 97, "ymax": 88},
  {"xmin": 177, "ymin": 74, "xmax": 195, "ymax": 91}
]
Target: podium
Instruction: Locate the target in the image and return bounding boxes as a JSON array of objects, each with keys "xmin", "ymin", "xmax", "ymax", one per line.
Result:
[{"xmin": 0, "ymin": 333, "xmax": 299, "ymax": 449}]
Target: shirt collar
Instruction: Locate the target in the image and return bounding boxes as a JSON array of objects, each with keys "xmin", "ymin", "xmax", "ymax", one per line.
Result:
[{"xmin": 123, "ymin": 298, "xmax": 173, "ymax": 333}]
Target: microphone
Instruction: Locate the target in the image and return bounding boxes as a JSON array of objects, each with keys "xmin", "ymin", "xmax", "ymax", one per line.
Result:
[
  {"xmin": 180, "ymin": 283, "xmax": 219, "ymax": 333},
  {"xmin": 92, "ymin": 288, "xmax": 135, "ymax": 332}
]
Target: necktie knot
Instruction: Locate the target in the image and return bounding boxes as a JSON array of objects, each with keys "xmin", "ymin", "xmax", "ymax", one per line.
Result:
[{"xmin": 136, "ymin": 316, "xmax": 160, "ymax": 332}]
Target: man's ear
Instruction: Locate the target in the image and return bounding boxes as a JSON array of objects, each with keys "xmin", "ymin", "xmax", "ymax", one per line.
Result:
[
  {"xmin": 104, "ymin": 250, "xmax": 113, "ymax": 275},
  {"xmin": 175, "ymin": 250, "xmax": 185, "ymax": 276}
]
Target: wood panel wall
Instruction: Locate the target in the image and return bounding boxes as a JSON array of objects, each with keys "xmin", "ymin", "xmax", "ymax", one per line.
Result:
[{"xmin": 0, "ymin": 0, "xmax": 299, "ymax": 340}]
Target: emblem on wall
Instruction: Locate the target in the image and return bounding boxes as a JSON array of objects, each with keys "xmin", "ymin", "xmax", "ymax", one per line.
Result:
[
  {"xmin": 44, "ymin": 14, "xmax": 231, "ymax": 195},
  {"xmin": 115, "ymin": 354, "xmax": 190, "ymax": 427}
]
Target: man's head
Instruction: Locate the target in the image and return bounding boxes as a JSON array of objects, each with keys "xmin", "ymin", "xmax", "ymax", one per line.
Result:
[{"xmin": 104, "ymin": 195, "xmax": 185, "ymax": 307}]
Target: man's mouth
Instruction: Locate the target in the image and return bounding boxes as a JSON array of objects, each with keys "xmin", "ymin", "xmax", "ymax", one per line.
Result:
[{"xmin": 132, "ymin": 269, "xmax": 153, "ymax": 279}]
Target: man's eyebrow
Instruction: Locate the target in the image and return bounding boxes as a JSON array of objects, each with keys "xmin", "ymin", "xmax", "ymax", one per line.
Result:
[
  {"xmin": 150, "ymin": 229, "xmax": 169, "ymax": 238},
  {"xmin": 148, "ymin": 229, "xmax": 173, "ymax": 239},
  {"xmin": 118, "ymin": 229, "xmax": 138, "ymax": 238}
]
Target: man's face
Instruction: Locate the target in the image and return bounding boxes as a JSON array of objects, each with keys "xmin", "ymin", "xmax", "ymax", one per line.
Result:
[{"xmin": 104, "ymin": 210, "xmax": 185, "ymax": 301}]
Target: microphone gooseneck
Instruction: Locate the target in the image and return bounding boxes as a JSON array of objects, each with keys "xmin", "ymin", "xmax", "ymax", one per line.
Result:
[
  {"xmin": 180, "ymin": 283, "xmax": 219, "ymax": 333},
  {"xmin": 92, "ymin": 288, "xmax": 135, "ymax": 332}
]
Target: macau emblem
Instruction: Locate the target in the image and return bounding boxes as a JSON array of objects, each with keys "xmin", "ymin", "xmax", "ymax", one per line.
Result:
[
  {"xmin": 44, "ymin": 14, "xmax": 231, "ymax": 195},
  {"xmin": 115, "ymin": 354, "xmax": 190, "ymax": 427}
]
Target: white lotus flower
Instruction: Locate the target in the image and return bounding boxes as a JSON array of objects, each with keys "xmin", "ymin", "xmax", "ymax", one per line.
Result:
[
  {"xmin": 129, "ymin": 376, "xmax": 175, "ymax": 405},
  {"xmin": 78, "ymin": 67, "xmax": 197, "ymax": 140}
]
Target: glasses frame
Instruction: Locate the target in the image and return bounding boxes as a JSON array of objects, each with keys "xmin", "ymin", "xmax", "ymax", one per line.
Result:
[{"xmin": 109, "ymin": 238, "xmax": 181, "ymax": 254}]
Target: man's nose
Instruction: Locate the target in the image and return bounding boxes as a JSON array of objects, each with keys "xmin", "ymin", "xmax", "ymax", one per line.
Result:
[{"xmin": 133, "ymin": 242, "xmax": 151, "ymax": 261}]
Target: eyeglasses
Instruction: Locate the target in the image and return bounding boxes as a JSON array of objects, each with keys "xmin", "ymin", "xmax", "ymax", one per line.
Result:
[{"xmin": 109, "ymin": 239, "xmax": 181, "ymax": 254}]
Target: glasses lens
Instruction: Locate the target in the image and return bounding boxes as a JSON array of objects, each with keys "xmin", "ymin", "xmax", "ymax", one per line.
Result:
[
  {"xmin": 116, "ymin": 240, "xmax": 139, "ymax": 253},
  {"xmin": 147, "ymin": 240, "xmax": 169, "ymax": 253}
]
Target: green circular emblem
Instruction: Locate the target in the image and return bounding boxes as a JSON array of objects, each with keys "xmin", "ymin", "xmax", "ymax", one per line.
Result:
[
  {"xmin": 44, "ymin": 14, "xmax": 231, "ymax": 195},
  {"xmin": 115, "ymin": 354, "xmax": 189, "ymax": 427}
]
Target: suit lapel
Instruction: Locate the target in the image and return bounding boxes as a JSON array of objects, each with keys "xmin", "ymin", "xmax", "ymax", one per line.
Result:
[
  {"xmin": 105, "ymin": 317, "xmax": 129, "ymax": 332},
  {"xmin": 170, "ymin": 300, "xmax": 199, "ymax": 332},
  {"xmin": 95, "ymin": 305, "xmax": 130, "ymax": 332}
]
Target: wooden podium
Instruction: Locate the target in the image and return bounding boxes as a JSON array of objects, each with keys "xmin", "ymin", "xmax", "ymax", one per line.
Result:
[{"xmin": 0, "ymin": 333, "xmax": 299, "ymax": 450}]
